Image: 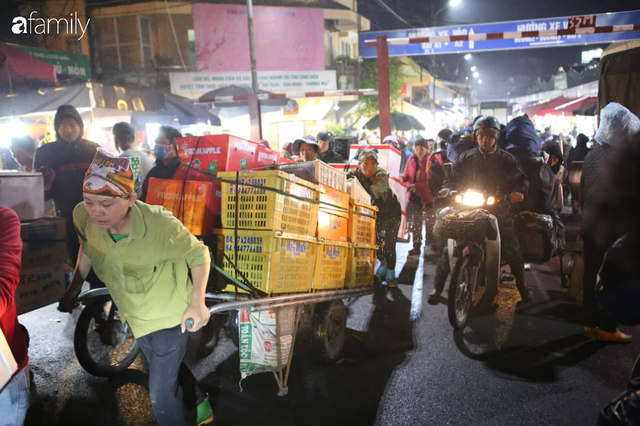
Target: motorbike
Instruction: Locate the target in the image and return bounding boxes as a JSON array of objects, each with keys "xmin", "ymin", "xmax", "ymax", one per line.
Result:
[{"xmin": 439, "ymin": 189, "xmax": 504, "ymax": 330}]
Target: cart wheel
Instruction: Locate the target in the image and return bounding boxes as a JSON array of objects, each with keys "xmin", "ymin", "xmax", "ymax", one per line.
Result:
[
  {"xmin": 311, "ymin": 300, "xmax": 347, "ymax": 363},
  {"xmin": 227, "ymin": 309, "xmax": 240, "ymax": 348}
]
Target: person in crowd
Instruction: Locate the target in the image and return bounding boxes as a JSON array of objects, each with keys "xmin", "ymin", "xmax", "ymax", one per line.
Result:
[
  {"xmin": 347, "ymin": 150, "xmax": 402, "ymax": 287},
  {"xmin": 139, "ymin": 142, "xmax": 154, "ymax": 159},
  {"xmin": 427, "ymin": 139, "xmax": 449, "ymax": 202},
  {"xmin": 580, "ymin": 103, "xmax": 640, "ymax": 343},
  {"xmin": 439, "ymin": 116, "xmax": 531, "ymax": 305},
  {"xmin": 113, "ymin": 122, "xmax": 154, "ymax": 194},
  {"xmin": 544, "ymin": 126, "xmax": 553, "ymax": 140},
  {"xmin": 33, "ymin": 105, "xmax": 101, "ymax": 277},
  {"xmin": 9, "ymin": 136, "xmax": 36, "ymax": 172},
  {"xmin": 259, "ymin": 140, "xmax": 271, "ymax": 150},
  {"xmin": 570, "ymin": 125, "xmax": 578, "ymax": 139},
  {"xmin": 280, "ymin": 142, "xmax": 293, "ymax": 160},
  {"xmin": 401, "ymin": 138, "xmax": 433, "ymax": 256},
  {"xmin": 437, "ymin": 128, "xmax": 453, "ymax": 146},
  {"xmin": 505, "ymin": 115, "xmax": 565, "ymax": 253},
  {"xmin": 139, "ymin": 126, "xmax": 183, "ymax": 203},
  {"xmin": 0, "ymin": 206, "xmax": 30, "ymax": 426},
  {"xmin": 292, "ymin": 135, "xmax": 319, "ymax": 163},
  {"xmin": 447, "ymin": 116, "xmax": 481, "ymax": 163},
  {"xmin": 542, "ymin": 139, "xmax": 565, "ymax": 210},
  {"xmin": 316, "ymin": 131, "xmax": 344, "ymax": 164},
  {"xmin": 563, "ymin": 133, "xmax": 591, "ymax": 182},
  {"xmin": 562, "ymin": 135, "xmax": 574, "ymax": 162},
  {"xmin": 398, "ymin": 138, "xmax": 412, "ymax": 173},
  {"xmin": 0, "ymin": 147, "xmax": 19, "ymax": 170},
  {"xmin": 58, "ymin": 150, "xmax": 214, "ymax": 426},
  {"xmin": 406, "ymin": 141, "xmax": 415, "ymax": 154}
]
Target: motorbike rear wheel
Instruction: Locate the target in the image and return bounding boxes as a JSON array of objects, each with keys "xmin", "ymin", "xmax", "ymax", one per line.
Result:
[
  {"xmin": 448, "ymin": 256, "xmax": 474, "ymax": 330},
  {"xmin": 74, "ymin": 296, "xmax": 141, "ymax": 377}
]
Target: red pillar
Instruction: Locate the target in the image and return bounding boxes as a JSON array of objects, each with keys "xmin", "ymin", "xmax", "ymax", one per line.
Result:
[{"xmin": 376, "ymin": 36, "xmax": 391, "ymax": 140}]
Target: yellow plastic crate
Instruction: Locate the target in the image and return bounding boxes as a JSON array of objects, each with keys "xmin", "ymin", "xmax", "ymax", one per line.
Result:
[
  {"xmin": 222, "ymin": 230, "xmax": 317, "ymax": 295},
  {"xmin": 348, "ymin": 201, "xmax": 378, "ymax": 245},
  {"xmin": 219, "ymin": 170, "xmax": 319, "ymax": 236},
  {"xmin": 345, "ymin": 243, "xmax": 377, "ymax": 289},
  {"xmin": 313, "ymin": 240, "xmax": 350, "ymax": 290}
]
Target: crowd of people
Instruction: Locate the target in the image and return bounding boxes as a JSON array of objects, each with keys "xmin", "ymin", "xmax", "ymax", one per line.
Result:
[{"xmin": 2, "ymin": 101, "xmax": 640, "ymax": 425}]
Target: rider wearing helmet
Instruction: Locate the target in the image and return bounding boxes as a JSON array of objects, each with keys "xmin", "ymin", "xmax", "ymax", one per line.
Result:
[
  {"xmin": 438, "ymin": 116, "xmax": 531, "ymax": 304},
  {"xmin": 316, "ymin": 131, "xmax": 344, "ymax": 164}
]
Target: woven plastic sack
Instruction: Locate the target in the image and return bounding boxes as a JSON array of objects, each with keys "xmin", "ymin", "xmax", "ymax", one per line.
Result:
[
  {"xmin": 516, "ymin": 211, "xmax": 555, "ymax": 264},
  {"xmin": 594, "ymin": 102, "xmax": 640, "ymax": 146}
]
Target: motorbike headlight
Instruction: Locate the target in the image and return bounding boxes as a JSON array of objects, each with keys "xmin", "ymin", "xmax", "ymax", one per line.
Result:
[
  {"xmin": 454, "ymin": 194, "xmax": 463, "ymax": 204},
  {"xmin": 461, "ymin": 191, "xmax": 485, "ymax": 207},
  {"xmin": 486, "ymin": 196, "xmax": 495, "ymax": 205}
]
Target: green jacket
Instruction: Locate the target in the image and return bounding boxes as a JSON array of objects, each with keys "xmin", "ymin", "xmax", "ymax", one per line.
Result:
[
  {"xmin": 347, "ymin": 167, "xmax": 401, "ymax": 218},
  {"xmin": 73, "ymin": 201, "xmax": 210, "ymax": 338}
]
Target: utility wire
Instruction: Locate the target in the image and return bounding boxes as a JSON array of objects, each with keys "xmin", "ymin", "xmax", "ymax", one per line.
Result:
[{"xmin": 375, "ymin": 0, "xmax": 415, "ymax": 28}]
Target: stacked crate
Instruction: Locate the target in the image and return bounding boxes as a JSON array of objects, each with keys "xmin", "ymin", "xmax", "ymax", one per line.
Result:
[
  {"xmin": 218, "ymin": 170, "xmax": 320, "ymax": 295},
  {"xmin": 345, "ymin": 178, "xmax": 378, "ymax": 289}
]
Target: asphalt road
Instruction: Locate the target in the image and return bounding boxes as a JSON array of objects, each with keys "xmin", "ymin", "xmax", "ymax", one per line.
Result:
[{"xmin": 20, "ymin": 215, "xmax": 639, "ymax": 426}]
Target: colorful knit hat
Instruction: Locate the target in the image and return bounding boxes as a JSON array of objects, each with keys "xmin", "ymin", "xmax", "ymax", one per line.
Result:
[
  {"xmin": 358, "ymin": 149, "xmax": 379, "ymax": 164},
  {"xmin": 83, "ymin": 149, "xmax": 135, "ymax": 198}
]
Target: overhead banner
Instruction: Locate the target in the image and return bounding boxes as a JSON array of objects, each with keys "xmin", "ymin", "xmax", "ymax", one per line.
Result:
[
  {"xmin": 169, "ymin": 71, "xmax": 337, "ymax": 97},
  {"xmin": 193, "ymin": 4, "xmax": 325, "ymax": 72},
  {"xmin": 12, "ymin": 45, "xmax": 91, "ymax": 79},
  {"xmin": 359, "ymin": 10, "xmax": 640, "ymax": 57}
]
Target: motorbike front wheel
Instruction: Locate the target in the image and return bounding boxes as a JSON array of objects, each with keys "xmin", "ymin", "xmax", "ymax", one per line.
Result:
[
  {"xmin": 74, "ymin": 296, "xmax": 141, "ymax": 377},
  {"xmin": 448, "ymin": 256, "xmax": 474, "ymax": 330}
]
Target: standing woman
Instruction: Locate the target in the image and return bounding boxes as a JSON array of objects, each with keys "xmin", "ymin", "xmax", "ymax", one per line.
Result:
[
  {"xmin": 401, "ymin": 138, "xmax": 433, "ymax": 256},
  {"xmin": 347, "ymin": 150, "xmax": 402, "ymax": 287}
]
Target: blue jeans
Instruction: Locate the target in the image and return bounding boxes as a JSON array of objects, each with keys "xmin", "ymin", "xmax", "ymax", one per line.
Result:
[
  {"xmin": 0, "ymin": 366, "xmax": 29, "ymax": 426},
  {"xmin": 136, "ymin": 326, "xmax": 205, "ymax": 426}
]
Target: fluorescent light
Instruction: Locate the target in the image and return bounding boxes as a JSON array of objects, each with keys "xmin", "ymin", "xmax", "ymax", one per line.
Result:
[
  {"xmin": 471, "ymin": 66, "xmax": 477, "ymax": 71},
  {"xmin": 464, "ymin": 54, "xmax": 472, "ymax": 60},
  {"xmin": 473, "ymin": 72, "xmax": 479, "ymax": 78},
  {"xmin": 449, "ymin": 0, "xmax": 461, "ymax": 6},
  {"xmin": 477, "ymin": 79, "xmax": 483, "ymax": 84}
]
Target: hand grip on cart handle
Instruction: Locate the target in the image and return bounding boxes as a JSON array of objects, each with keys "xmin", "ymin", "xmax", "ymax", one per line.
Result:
[{"xmin": 185, "ymin": 318, "xmax": 194, "ymax": 330}]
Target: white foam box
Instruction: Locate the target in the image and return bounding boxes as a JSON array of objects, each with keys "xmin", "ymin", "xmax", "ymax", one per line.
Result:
[
  {"xmin": 348, "ymin": 145, "xmax": 402, "ymax": 179},
  {"xmin": 16, "ymin": 263, "xmax": 66, "ymax": 315},
  {"xmin": 0, "ymin": 171, "xmax": 45, "ymax": 221}
]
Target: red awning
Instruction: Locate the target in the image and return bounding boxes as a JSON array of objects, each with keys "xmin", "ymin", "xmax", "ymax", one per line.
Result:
[
  {"xmin": 522, "ymin": 97, "xmax": 573, "ymax": 117},
  {"xmin": 541, "ymin": 96, "xmax": 598, "ymax": 116},
  {"xmin": 0, "ymin": 42, "xmax": 58, "ymax": 91}
]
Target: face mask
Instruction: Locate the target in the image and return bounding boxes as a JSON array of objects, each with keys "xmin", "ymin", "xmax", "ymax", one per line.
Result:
[{"xmin": 154, "ymin": 144, "xmax": 167, "ymax": 160}]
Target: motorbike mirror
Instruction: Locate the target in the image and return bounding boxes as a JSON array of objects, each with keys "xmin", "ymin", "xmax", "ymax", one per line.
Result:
[{"xmin": 443, "ymin": 163, "xmax": 453, "ymax": 179}]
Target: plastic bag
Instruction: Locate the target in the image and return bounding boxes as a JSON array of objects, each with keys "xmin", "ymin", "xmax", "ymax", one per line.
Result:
[
  {"xmin": 436, "ymin": 208, "xmax": 496, "ymax": 243},
  {"xmin": 516, "ymin": 211, "xmax": 555, "ymax": 264},
  {"xmin": 597, "ymin": 377, "xmax": 640, "ymax": 426},
  {"xmin": 594, "ymin": 102, "xmax": 640, "ymax": 146}
]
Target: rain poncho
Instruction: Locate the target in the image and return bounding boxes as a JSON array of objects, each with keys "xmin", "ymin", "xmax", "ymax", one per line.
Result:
[
  {"xmin": 594, "ymin": 102, "xmax": 640, "ymax": 146},
  {"xmin": 505, "ymin": 114, "xmax": 541, "ymax": 161}
]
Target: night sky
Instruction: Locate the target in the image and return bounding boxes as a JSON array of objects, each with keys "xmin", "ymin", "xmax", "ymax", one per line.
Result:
[{"xmin": 358, "ymin": 0, "xmax": 639, "ymax": 100}]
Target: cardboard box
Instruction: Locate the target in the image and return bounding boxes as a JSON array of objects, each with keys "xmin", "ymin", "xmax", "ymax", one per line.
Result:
[
  {"xmin": 256, "ymin": 148, "xmax": 279, "ymax": 169},
  {"xmin": 20, "ymin": 216, "xmax": 67, "ymax": 241},
  {"xmin": 0, "ymin": 171, "xmax": 45, "ymax": 221},
  {"xmin": 146, "ymin": 178, "xmax": 216, "ymax": 236},
  {"xmin": 389, "ymin": 176, "xmax": 409, "ymax": 241},
  {"xmin": 16, "ymin": 263, "xmax": 66, "ymax": 315},
  {"xmin": 348, "ymin": 145, "xmax": 402, "ymax": 178},
  {"xmin": 318, "ymin": 183, "xmax": 349, "ymax": 215},
  {"xmin": 175, "ymin": 135, "xmax": 262, "ymax": 180},
  {"xmin": 317, "ymin": 210, "xmax": 348, "ymax": 242}
]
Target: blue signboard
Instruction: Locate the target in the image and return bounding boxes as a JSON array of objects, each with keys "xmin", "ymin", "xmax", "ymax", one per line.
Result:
[{"xmin": 359, "ymin": 10, "xmax": 640, "ymax": 58}]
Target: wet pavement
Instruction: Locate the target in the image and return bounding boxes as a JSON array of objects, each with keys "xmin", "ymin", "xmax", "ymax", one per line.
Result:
[{"xmin": 20, "ymin": 214, "xmax": 639, "ymax": 426}]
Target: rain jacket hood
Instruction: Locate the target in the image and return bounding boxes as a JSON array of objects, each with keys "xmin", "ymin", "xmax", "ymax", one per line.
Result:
[
  {"xmin": 594, "ymin": 102, "xmax": 640, "ymax": 146},
  {"xmin": 54, "ymin": 104, "xmax": 85, "ymax": 144},
  {"xmin": 505, "ymin": 114, "xmax": 541, "ymax": 161}
]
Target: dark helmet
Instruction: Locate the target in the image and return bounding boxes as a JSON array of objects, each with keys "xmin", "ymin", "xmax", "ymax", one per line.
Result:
[
  {"xmin": 474, "ymin": 116, "xmax": 500, "ymax": 132},
  {"xmin": 434, "ymin": 139, "xmax": 448, "ymax": 154},
  {"xmin": 317, "ymin": 131, "xmax": 333, "ymax": 142}
]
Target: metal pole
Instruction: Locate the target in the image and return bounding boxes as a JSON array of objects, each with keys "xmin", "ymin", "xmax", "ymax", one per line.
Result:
[
  {"xmin": 376, "ymin": 36, "xmax": 391, "ymax": 140},
  {"xmin": 246, "ymin": 0, "xmax": 262, "ymax": 140}
]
